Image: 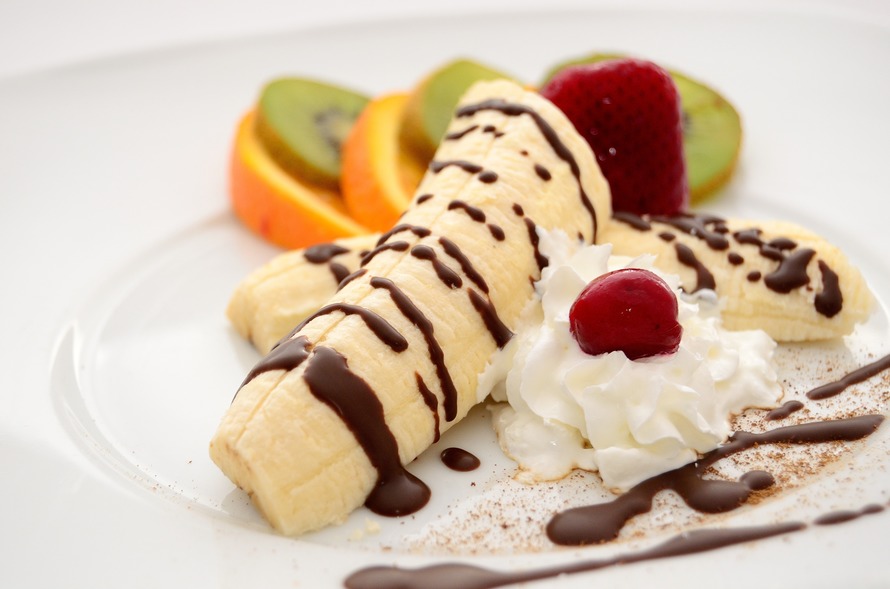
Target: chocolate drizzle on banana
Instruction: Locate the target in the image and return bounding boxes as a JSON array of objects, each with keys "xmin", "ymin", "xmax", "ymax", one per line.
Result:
[
  {"xmin": 455, "ymin": 98, "xmax": 599, "ymax": 236},
  {"xmin": 303, "ymin": 243, "xmax": 353, "ymax": 284},
  {"xmin": 613, "ymin": 212, "xmax": 845, "ymax": 318},
  {"xmin": 224, "ymin": 78, "xmax": 615, "ymax": 531}
]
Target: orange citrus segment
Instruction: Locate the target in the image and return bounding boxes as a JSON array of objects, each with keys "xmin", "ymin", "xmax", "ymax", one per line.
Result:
[
  {"xmin": 341, "ymin": 93, "xmax": 426, "ymax": 232},
  {"xmin": 230, "ymin": 110, "xmax": 369, "ymax": 249}
]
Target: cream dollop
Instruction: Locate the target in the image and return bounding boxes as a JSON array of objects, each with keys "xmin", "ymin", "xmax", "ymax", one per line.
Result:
[{"xmin": 489, "ymin": 230, "xmax": 782, "ymax": 491}]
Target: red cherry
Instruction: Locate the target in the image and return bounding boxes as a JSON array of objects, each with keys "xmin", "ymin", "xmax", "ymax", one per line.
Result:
[
  {"xmin": 569, "ymin": 268, "xmax": 682, "ymax": 360},
  {"xmin": 540, "ymin": 58, "xmax": 688, "ymax": 215}
]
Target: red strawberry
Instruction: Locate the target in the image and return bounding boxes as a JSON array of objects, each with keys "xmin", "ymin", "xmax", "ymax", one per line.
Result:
[
  {"xmin": 569, "ymin": 268, "xmax": 682, "ymax": 360},
  {"xmin": 540, "ymin": 58, "xmax": 688, "ymax": 215}
]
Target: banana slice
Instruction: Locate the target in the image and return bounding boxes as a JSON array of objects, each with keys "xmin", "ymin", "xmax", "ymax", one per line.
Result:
[
  {"xmin": 227, "ymin": 234, "xmax": 378, "ymax": 353},
  {"xmin": 210, "ymin": 79, "xmax": 611, "ymax": 535},
  {"xmin": 599, "ymin": 212, "xmax": 874, "ymax": 341}
]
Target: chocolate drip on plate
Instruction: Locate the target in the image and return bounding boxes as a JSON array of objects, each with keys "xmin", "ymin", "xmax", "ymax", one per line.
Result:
[
  {"xmin": 440, "ymin": 447, "xmax": 480, "ymax": 472},
  {"xmin": 344, "ymin": 523, "xmax": 805, "ymax": 589},
  {"xmin": 546, "ymin": 414, "xmax": 883, "ymax": 546},
  {"xmin": 765, "ymin": 400, "xmax": 805, "ymax": 421},
  {"xmin": 807, "ymin": 353, "xmax": 890, "ymax": 400}
]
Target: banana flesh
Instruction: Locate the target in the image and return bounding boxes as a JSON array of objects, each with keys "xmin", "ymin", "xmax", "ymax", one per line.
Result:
[
  {"xmin": 210, "ymin": 79, "xmax": 611, "ymax": 535},
  {"xmin": 229, "ymin": 211, "xmax": 874, "ymax": 351},
  {"xmin": 227, "ymin": 234, "xmax": 378, "ymax": 354},
  {"xmin": 598, "ymin": 213, "xmax": 874, "ymax": 341}
]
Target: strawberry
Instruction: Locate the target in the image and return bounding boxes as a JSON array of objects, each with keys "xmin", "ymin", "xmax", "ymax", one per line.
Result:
[
  {"xmin": 569, "ymin": 268, "xmax": 682, "ymax": 360},
  {"xmin": 540, "ymin": 58, "xmax": 688, "ymax": 215}
]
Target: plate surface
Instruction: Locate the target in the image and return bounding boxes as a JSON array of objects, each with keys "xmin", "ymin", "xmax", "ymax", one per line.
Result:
[{"xmin": 2, "ymin": 5, "xmax": 890, "ymax": 588}]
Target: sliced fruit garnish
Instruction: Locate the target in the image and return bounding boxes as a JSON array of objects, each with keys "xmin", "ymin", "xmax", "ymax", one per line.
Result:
[
  {"xmin": 541, "ymin": 59, "xmax": 688, "ymax": 216},
  {"xmin": 255, "ymin": 78, "xmax": 370, "ymax": 190},
  {"xmin": 569, "ymin": 268, "xmax": 682, "ymax": 360},
  {"xmin": 341, "ymin": 93, "xmax": 427, "ymax": 232},
  {"xmin": 542, "ymin": 52, "xmax": 742, "ymax": 203},
  {"xmin": 230, "ymin": 110, "xmax": 369, "ymax": 249},
  {"xmin": 400, "ymin": 58, "xmax": 515, "ymax": 161}
]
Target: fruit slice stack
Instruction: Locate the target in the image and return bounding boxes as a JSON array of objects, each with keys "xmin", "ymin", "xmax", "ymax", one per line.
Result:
[{"xmin": 230, "ymin": 55, "xmax": 742, "ymax": 249}]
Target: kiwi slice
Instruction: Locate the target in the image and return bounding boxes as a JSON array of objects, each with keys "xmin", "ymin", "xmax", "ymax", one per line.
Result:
[
  {"xmin": 401, "ymin": 59, "xmax": 515, "ymax": 160},
  {"xmin": 541, "ymin": 53, "xmax": 742, "ymax": 203},
  {"xmin": 255, "ymin": 78, "xmax": 370, "ymax": 189}
]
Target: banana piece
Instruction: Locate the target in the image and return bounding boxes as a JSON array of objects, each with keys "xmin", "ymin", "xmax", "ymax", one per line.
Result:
[
  {"xmin": 227, "ymin": 234, "xmax": 378, "ymax": 353},
  {"xmin": 210, "ymin": 79, "xmax": 611, "ymax": 535},
  {"xmin": 599, "ymin": 212, "xmax": 874, "ymax": 341}
]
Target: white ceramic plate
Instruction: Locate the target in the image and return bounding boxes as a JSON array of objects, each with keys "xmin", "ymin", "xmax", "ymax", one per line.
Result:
[{"xmin": 2, "ymin": 6, "xmax": 890, "ymax": 589}]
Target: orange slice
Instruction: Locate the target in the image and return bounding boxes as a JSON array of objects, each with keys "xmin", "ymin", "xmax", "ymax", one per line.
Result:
[
  {"xmin": 230, "ymin": 110, "xmax": 369, "ymax": 249},
  {"xmin": 341, "ymin": 93, "xmax": 426, "ymax": 232}
]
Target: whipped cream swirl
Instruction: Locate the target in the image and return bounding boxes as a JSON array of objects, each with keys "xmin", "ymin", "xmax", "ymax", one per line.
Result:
[{"xmin": 489, "ymin": 230, "xmax": 782, "ymax": 491}]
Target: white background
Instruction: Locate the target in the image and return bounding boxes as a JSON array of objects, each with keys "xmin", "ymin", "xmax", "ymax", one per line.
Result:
[{"xmin": 1, "ymin": 0, "xmax": 888, "ymax": 79}]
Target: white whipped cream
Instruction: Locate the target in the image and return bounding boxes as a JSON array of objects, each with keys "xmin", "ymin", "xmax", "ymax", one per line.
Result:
[{"xmin": 488, "ymin": 230, "xmax": 782, "ymax": 491}]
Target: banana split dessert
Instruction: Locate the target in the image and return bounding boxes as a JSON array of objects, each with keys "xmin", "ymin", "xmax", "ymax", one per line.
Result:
[{"xmin": 213, "ymin": 54, "xmax": 887, "ymax": 584}]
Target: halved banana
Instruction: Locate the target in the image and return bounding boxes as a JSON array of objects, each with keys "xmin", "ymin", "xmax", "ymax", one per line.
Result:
[
  {"xmin": 598, "ymin": 213, "xmax": 874, "ymax": 341},
  {"xmin": 210, "ymin": 79, "xmax": 611, "ymax": 535}
]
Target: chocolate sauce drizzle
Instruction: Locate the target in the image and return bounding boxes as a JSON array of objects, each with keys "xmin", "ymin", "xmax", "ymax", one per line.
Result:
[
  {"xmin": 440, "ymin": 447, "xmax": 481, "ymax": 472},
  {"xmin": 467, "ymin": 289, "xmax": 513, "ymax": 348},
  {"xmin": 456, "ymin": 98, "xmax": 598, "ymax": 238},
  {"xmin": 807, "ymin": 353, "xmax": 890, "ymax": 400},
  {"xmin": 416, "ymin": 373, "xmax": 441, "ymax": 443},
  {"xmin": 377, "ymin": 224, "xmax": 432, "ymax": 245},
  {"xmin": 546, "ymin": 414, "xmax": 883, "ymax": 546},
  {"xmin": 360, "ymin": 241, "xmax": 410, "ymax": 266},
  {"xmin": 765, "ymin": 399, "xmax": 805, "ymax": 421},
  {"xmin": 337, "ymin": 268, "xmax": 367, "ymax": 291},
  {"xmin": 304, "ymin": 243, "xmax": 353, "ymax": 284},
  {"xmin": 613, "ymin": 212, "xmax": 844, "ymax": 317},
  {"xmin": 430, "ymin": 160, "xmax": 483, "ymax": 175},
  {"xmin": 237, "ymin": 335, "xmax": 311, "ymax": 395},
  {"xmin": 411, "ymin": 245, "xmax": 463, "ymax": 289},
  {"xmin": 370, "ymin": 277, "xmax": 459, "ymax": 422},
  {"xmin": 763, "ymin": 248, "xmax": 815, "ymax": 293},
  {"xmin": 448, "ymin": 200, "xmax": 486, "ymax": 223},
  {"xmin": 303, "ymin": 346, "xmax": 430, "ymax": 517},
  {"xmin": 674, "ymin": 242, "xmax": 716, "ymax": 292},
  {"xmin": 444, "ymin": 125, "xmax": 479, "ymax": 141},
  {"xmin": 344, "ymin": 523, "xmax": 807, "ymax": 589},
  {"xmin": 438, "ymin": 237, "xmax": 489, "ymax": 294}
]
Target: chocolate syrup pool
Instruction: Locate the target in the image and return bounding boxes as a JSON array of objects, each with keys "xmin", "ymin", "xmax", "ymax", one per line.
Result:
[{"xmin": 344, "ymin": 352, "xmax": 889, "ymax": 587}]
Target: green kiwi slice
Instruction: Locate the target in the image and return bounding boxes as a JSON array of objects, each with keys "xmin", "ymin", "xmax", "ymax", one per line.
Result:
[
  {"xmin": 401, "ymin": 59, "xmax": 515, "ymax": 160},
  {"xmin": 541, "ymin": 53, "xmax": 742, "ymax": 202},
  {"xmin": 255, "ymin": 78, "xmax": 370, "ymax": 189}
]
